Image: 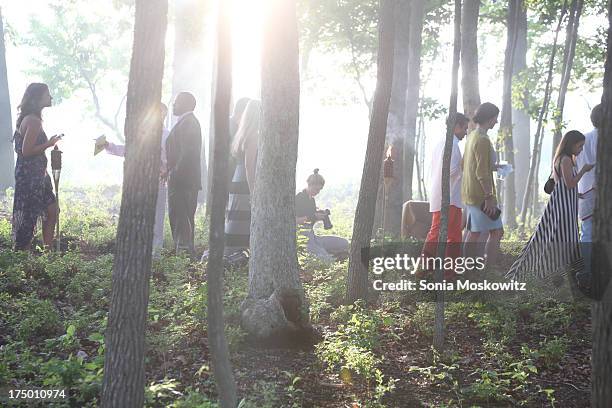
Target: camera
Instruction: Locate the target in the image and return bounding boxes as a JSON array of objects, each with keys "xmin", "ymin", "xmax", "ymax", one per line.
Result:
[{"xmin": 317, "ymin": 209, "xmax": 333, "ymax": 230}]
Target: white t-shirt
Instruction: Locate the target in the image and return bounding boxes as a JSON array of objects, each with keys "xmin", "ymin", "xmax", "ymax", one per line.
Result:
[
  {"xmin": 428, "ymin": 135, "xmax": 462, "ymax": 212},
  {"xmin": 576, "ymin": 128, "xmax": 597, "ymax": 219}
]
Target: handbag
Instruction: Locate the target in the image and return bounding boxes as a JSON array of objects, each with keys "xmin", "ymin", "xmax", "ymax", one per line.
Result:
[
  {"xmin": 544, "ymin": 176, "xmax": 555, "ymax": 194},
  {"xmin": 544, "ymin": 161, "xmax": 559, "ymax": 194}
]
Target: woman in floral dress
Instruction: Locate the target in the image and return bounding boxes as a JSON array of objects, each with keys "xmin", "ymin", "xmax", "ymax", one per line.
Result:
[{"xmin": 12, "ymin": 83, "xmax": 61, "ymax": 250}]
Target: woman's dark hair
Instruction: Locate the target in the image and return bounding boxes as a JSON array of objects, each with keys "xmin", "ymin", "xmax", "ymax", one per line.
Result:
[
  {"xmin": 472, "ymin": 102, "xmax": 500, "ymax": 125},
  {"xmin": 307, "ymin": 168, "xmax": 325, "ymax": 186},
  {"xmin": 452, "ymin": 112, "xmax": 469, "ymax": 127},
  {"xmin": 16, "ymin": 83, "xmax": 49, "ymax": 129},
  {"xmin": 553, "ymin": 130, "xmax": 585, "ymax": 168},
  {"xmin": 591, "ymin": 104, "xmax": 603, "ymax": 129}
]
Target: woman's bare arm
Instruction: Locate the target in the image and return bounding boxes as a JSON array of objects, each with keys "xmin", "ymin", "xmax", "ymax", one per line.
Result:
[
  {"xmin": 560, "ymin": 156, "xmax": 592, "ymax": 189},
  {"xmin": 21, "ymin": 117, "xmax": 57, "ymax": 157}
]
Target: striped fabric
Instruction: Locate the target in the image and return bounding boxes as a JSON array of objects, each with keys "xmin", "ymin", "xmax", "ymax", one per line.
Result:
[
  {"xmin": 506, "ymin": 165, "xmax": 581, "ymax": 283},
  {"xmin": 225, "ymin": 162, "xmax": 251, "ymax": 254}
]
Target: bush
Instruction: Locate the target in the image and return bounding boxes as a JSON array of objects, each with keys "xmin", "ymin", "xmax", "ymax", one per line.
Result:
[{"xmin": 13, "ymin": 294, "xmax": 62, "ymax": 341}]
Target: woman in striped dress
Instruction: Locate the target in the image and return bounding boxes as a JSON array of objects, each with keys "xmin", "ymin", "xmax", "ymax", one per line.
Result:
[
  {"xmin": 224, "ymin": 99, "xmax": 261, "ymax": 256},
  {"xmin": 506, "ymin": 131, "xmax": 594, "ymax": 284}
]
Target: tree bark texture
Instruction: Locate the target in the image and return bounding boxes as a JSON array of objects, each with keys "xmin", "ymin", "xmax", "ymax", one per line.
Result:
[
  {"xmin": 381, "ymin": 0, "xmax": 411, "ymax": 238},
  {"xmin": 551, "ymin": 0, "xmax": 584, "ymax": 157},
  {"xmin": 434, "ymin": 0, "xmax": 462, "ymax": 352},
  {"xmin": 0, "ymin": 7, "xmax": 14, "ymax": 192},
  {"xmin": 591, "ymin": 2, "xmax": 612, "ymax": 404},
  {"xmin": 500, "ymin": 0, "xmax": 521, "ymax": 229},
  {"xmin": 173, "ymin": 0, "xmax": 208, "ymax": 203},
  {"xmin": 519, "ymin": 0, "xmax": 568, "ymax": 227},
  {"xmin": 240, "ymin": 0, "xmax": 309, "ymax": 342},
  {"xmin": 402, "ymin": 0, "xmax": 425, "ymax": 202},
  {"xmin": 346, "ymin": 0, "xmax": 395, "ymax": 304},
  {"xmin": 512, "ymin": 2, "xmax": 529, "ymax": 209},
  {"xmin": 206, "ymin": 2, "xmax": 237, "ymax": 406},
  {"xmin": 101, "ymin": 1, "xmax": 168, "ymax": 407},
  {"xmin": 207, "ymin": 49, "xmax": 218, "ymax": 213},
  {"xmin": 460, "ymin": 0, "xmax": 481, "ymax": 121}
]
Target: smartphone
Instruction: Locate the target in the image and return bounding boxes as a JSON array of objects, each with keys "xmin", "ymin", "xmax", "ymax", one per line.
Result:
[{"xmin": 480, "ymin": 202, "xmax": 501, "ymax": 221}]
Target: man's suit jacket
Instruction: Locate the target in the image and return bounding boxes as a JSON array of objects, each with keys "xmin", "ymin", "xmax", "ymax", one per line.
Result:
[{"xmin": 166, "ymin": 112, "xmax": 202, "ymax": 190}]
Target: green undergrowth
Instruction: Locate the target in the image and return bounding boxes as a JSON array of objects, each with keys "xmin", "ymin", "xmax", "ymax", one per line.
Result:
[{"xmin": 0, "ymin": 186, "xmax": 592, "ymax": 407}]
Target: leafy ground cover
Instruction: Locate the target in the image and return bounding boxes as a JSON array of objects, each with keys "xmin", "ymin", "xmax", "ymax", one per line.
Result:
[{"xmin": 0, "ymin": 187, "xmax": 591, "ymax": 407}]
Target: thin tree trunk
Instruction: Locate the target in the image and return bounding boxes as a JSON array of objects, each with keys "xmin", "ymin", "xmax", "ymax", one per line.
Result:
[
  {"xmin": 591, "ymin": 3, "xmax": 612, "ymax": 404},
  {"xmin": 500, "ymin": 0, "xmax": 521, "ymax": 229},
  {"xmin": 206, "ymin": 2, "xmax": 237, "ymax": 406},
  {"xmin": 460, "ymin": 0, "xmax": 481, "ymax": 121},
  {"xmin": 346, "ymin": 0, "xmax": 395, "ymax": 304},
  {"xmin": 512, "ymin": 2, "xmax": 529, "ymax": 209},
  {"xmin": 207, "ymin": 48, "xmax": 218, "ymax": 214},
  {"xmin": 240, "ymin": 0, "xmax": 311, "ymax": 342},
  {"xmin": 551, "ymin": 0, "xmax": 584, "ymax": 156},
  {"xmin": 519, "ymin": 0, "xmax": 568, "ymax": 229},
  {"xmin": 101, "ymin": 1, "xmax": 167, "ymax": 406},
  {"xmin": 173, "ymin": 0, "xmax": 208, "ymax": 204},
  {"xmin": 402, "ymin": 0, "xmax": 426, "ymax": 202},
  {"xmin": 415, "ymin": 106, "xmax": 423, "ymax": 200},
  {"xmin": 384, "ymin": 0, "xmax": 411, "ymax": 238},
  {"xmin": 434, "ymin": 0, "xmax": 462, "ymax": 352},
  {"xmin": 418, "ymin": 101, "xmax": 428, "ymax": 201},
  {"xmin": 0, "ymin": 7, "xmax": 13, "ymax": 192}
]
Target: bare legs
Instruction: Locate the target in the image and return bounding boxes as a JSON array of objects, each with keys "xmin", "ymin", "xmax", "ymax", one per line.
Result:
[
  {"xmin": 42, "ymin": 202, "xmax": 58, "ymax": 249},
  {"xmin": 464, "ymin": 228, "xmax": 504, "ymax": 268}
]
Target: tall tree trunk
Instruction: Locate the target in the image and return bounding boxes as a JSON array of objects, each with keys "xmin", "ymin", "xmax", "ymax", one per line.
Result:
[
  {"xmin": 173, "ymin": 0, "xmax": 208, "ymax": 203},
  {"xmin": 402, "ymin": 0, "xmax": 426, "ymax": 202},
  {"xmin": 434, "ymin": 0, "xmax": 462, "ymax": 352},
  {"xmin": 101, "ymin": 1, "xmax": 167, "ymax": 406},
  {"xmin": 519, "ymin": 0, "xmax": 568, "ymax": 229},
  {"xmin": 240, "ymin": 0, "xmax": 310, "ymax": 342},
  {"xmin": 346, "ymin": 0, "xmax": 395, "ymax": 304},
  {"xmin": 500, "ymin": 0, "xmax": 521, "ymax": 229},
  {"xmin": 551, "ymin": 0, "xmax": 584, "ymax": 157},
  {"xmin": 383, "ymin": 0, "xmax": 411, "ymax": 238},
  {"xmin": 0, "ymin": 7, "xmax": 13, "ymax": 192},
  {"xmin": 460, "ymin": 0, "xmax": 481, "ymax": 121},
  {"xmin": 591, "ymin": 3, "xmax": 612, "ymax": 404},
  {"xmin": 207, "ymin": 49, "xmax": 218, "ymax": 214},
  {"xmin": 512, "ymin": 2, "xmax": 529, "ymax": 209},
  {"xmin": 206, "ymin": 2, "xmax": 237, "ymax": 406}
]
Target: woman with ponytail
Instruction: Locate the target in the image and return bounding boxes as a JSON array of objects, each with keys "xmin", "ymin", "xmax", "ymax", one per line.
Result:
[{"xmin": 295, "ymin": 169, "xmax": 348, "ymax": 262}]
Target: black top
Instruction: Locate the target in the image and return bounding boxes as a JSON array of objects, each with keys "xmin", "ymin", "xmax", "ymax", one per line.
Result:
[
  {"xmin": 295, "ymin": 190, "xmax": 316, "ymax": 226},
  {"xmin": 166, "ymin": 112, "xmax": 202, "ymax": 190}
]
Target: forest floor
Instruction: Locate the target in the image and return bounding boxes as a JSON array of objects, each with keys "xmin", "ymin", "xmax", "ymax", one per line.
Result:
[{"xmin": 0, "ymin": 187, "xmax": 593, "ymax": 407}]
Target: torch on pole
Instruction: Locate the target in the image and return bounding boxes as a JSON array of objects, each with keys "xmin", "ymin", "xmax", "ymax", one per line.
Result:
[
  {"xmin": 51, "ymin": 144, "xmax": 62, "ymax": 252},
  {"xmin": 382, "ymin": 149, "xmax": 394, "ymax": 250}
]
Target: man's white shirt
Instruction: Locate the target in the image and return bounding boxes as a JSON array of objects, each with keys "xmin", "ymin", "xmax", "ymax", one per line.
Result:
[
  {"xmin": 576, "ymin": 128, "xmax": 597, "ymax": 220},
  {"xmin": 429, "ymin": 135, "xmax": 462, "ymax": 213}
]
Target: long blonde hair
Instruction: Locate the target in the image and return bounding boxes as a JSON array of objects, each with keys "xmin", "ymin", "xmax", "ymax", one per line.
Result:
[{"xmin": 231, "ymin": 99, "xmax": 261, "ymax": 158}]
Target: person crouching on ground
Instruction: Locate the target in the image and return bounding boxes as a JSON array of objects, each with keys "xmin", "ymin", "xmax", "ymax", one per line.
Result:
[{"xmin": 295, "ymin": 169, "xmax": 349, "ymax": 262}]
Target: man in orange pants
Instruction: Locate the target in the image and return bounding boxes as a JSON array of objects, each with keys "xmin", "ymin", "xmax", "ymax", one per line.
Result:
[{"xmin": 420, "ymin": 113, "xmax": 469, "ymax": 279}]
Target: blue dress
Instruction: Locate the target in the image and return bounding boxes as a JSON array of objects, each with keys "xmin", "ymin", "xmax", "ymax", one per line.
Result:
[{"xmin": 12, "ymin": 129, "xmax": 56, "ymax": 249}]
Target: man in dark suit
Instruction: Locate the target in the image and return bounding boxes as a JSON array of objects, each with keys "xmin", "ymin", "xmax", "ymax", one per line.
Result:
[{"xmin": 163, "ymin": 92, "xmax": 202, "ymax": 256}]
